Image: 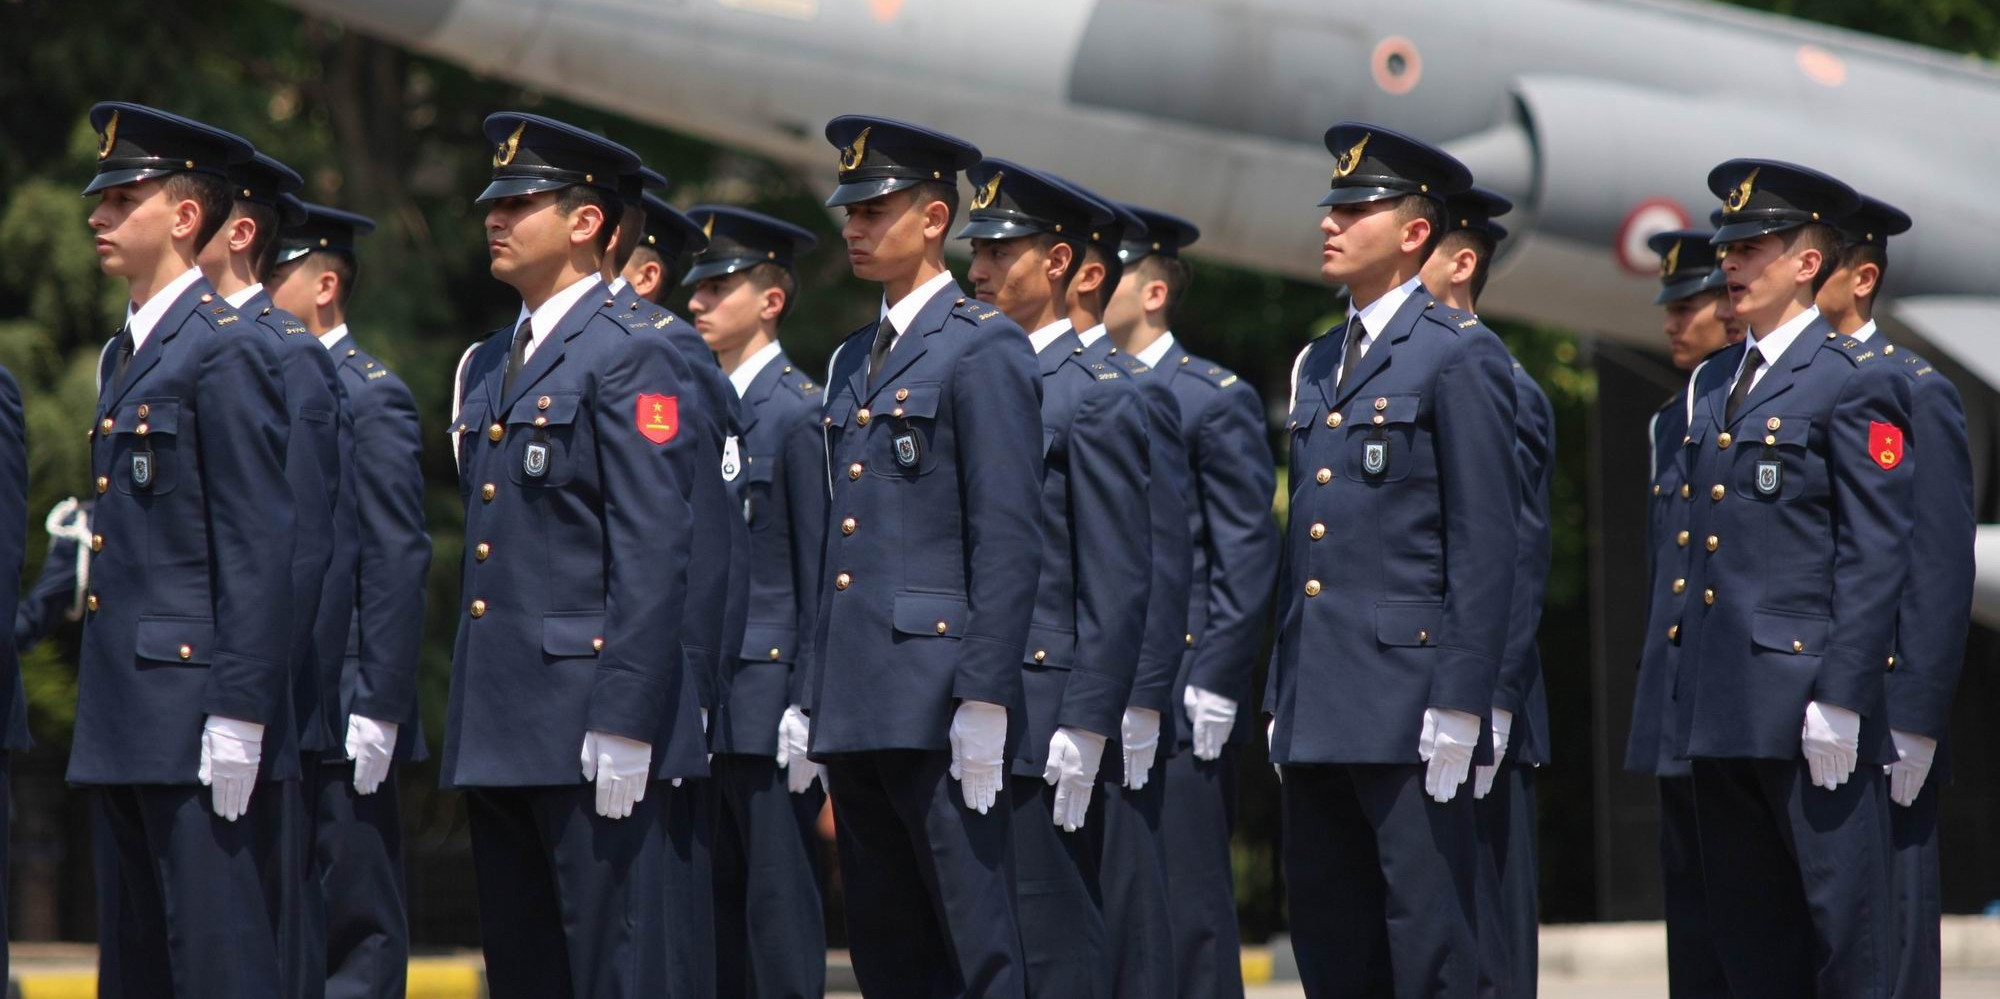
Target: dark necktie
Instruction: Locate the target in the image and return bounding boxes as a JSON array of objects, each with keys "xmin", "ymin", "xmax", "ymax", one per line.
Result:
[
  {"xmin": 1335, "ymin": 318, "xmax": 1367, "ymax": 394},
  {"xmin": 502, "ymin": 318, "xmax": 533, "ymax": 400},
  {"xmin": 112, "ymin": 324, "xmax": 135, "ymax": 384},
  {"xmin": 866, "ymin": 319, "xmax": 897, "ymax": 392},
  {"xmin": 1725, "ymin": 345, "xmax": 1764, "ymax": 423}
]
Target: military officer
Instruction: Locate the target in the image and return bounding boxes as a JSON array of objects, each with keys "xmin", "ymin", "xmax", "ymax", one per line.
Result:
[
  {"xmin": 1624, "ymin": 227, "xmax": 1736, "ymax": 998},
  {"xmin": 680, "ymin": 204, "xmax": 831, "ymax": 999},
  {"xmin": 1057, "ymin": 180, "xmax": 1193, "ymax": 999},
  {"xmin": 446, "ymin": 112, "xmax": 706, "ymax": 997},
  {"xmin": 1105, "ymin": 203, "xmax": 1277, "ymax": 999},
  {"xmin": 810, "ymin": 115, "xmax": 1042, "ymax": 996},
  {"xmin": 1816, "ymin": 195, "xmax": 1974, "ymax": 999},
  {"xmin": 960, "ymin": 160, "xmax": 1151, "ymax": 996},
  {"xmin": 1671, "ymin": 160, "xmax": 1909, "ymax": 998},
  {"xmin": 79, "ymin": 102, "xmax": 300, "ymax": 995},
  {"xmin": 270, "ymin": 199, "xmax": 432, "ymax": 999},
  {"xmin": 1266, "ymin": 123, "xmax": 1519, "ymax": 998}
]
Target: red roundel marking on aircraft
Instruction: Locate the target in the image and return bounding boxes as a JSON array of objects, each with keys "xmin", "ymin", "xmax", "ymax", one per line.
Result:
[
  {"xmin": 1372, "ymin": 37, "xmax": 1423, "ymax": 95},
  {"xmin": 1614, "ymin": 198, "xmax": 1692, "ymax": 277}
]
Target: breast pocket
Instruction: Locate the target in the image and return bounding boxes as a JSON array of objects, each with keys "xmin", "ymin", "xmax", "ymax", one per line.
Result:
[
  {"xmin": 505, "ymin": 393, "xmax": 583, "ymax": 487},
  {"xmin": 1735, "ymin": 415, "xmax": 1810, "ymax": 502},
  {"xmin": 109, "ymin": 399, "xmax": 182, "ymax": 496},
  {"xmin": 1344, "ymin": 393, "xmax": 1426, "ymax": 484},
  {"xmin": 869, "ymin": 382, "xmax": 943, "ymax": 479}
]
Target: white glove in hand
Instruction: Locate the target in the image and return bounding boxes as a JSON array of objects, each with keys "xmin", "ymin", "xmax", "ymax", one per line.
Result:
[
  {"xmin": 1183, "ymin": 685, "xmax": 1238, "ymax": 761},
  {"xmin": 1474, "ymin": 707, "xmax": 1514, "ymax": 800},
  {"xmin": 1886, "ymin": 729, "xmax": 1937, "ymax": 807},
  {"xmin": 344, "ymin": 715, "xmax": 399, "ymax": 796},
  {"xmin": 1268, "ymin": 716, "xmax": 1281, "ymax": 782},
  {"xmin": 776, "ymin": 705, "xmax": 826, "ymax": 795},
  {"xmin": 580, "ymin": 731, "xmax": 652, "ymax": 819},
  {"xmin": 1801, "ymin": 701, "xmax": 1861, "ymax": 790},
  {"xmin": 197, "ymin": 715, "xmax": 265, "ymax": 821},
  {"xmin": 43, "ymin": 497, "xmax": 92, "ymax": 620},
  {"xmin": 1417, "ymin": 707, "xmax": 1480, "ymax": 804},
  {"xmin": 1120, "ymin": 707, "xmax": 1161, "ymax": 791},
  {"xmin": 947, "ymin": 700, "xmax": 1007, "ymax": 814},
  {"xmin": 1043, "ymin": 726, "xmax": 1109, "ymax": 831}
]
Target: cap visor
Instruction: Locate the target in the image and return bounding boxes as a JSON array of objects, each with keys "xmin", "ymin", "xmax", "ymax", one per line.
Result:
[
  {"xmin": 274, "ymin": 244, "xmax": 317, "ymax": 266},
  {"xmin": 825, "ymin": 177, "xmax": 921, "ymax": 208},
  {"xmin": 476, "ymin": 177, "xmax": 572, "ymax": 203},
  {"xmin": 954, "ymin": 217, "xmax": 1045, "ymax": 242},
  {"xmin": 1654, "ymin": 276, "xmax": 1720, "ymax": 305},
  {"xmin": 1711, "ymin": 219, "xmax": 1799, "ymax": 245},
  {"xmin": 1317, "ymin": 186, "xmax": 1406, "ymax": 208},
  {"xmin": 83, "ymin": 167, "xmax": 174, "ymax": 196},
  {"xmin": 680, "ymin": 257, "xmax": 757, "ymax": 286}
]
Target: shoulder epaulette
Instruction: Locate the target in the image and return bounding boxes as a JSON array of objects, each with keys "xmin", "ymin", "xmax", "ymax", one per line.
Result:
[
  {"xmin": 1185, "ymin": 356, "xmax": 1240, "ymax": 389},
  {"xmin": 1824, "ymin": 331, "xmax": 1879, "ymax": 365},
  {"xmin": 1421, "ymin": 303, "xmax": 1487, "ymax": 335},
  {"xmin": 775, "ymin": 363, "xmax": 820, "ymax": 397},
  {"xmin": 197, "ymin": 295, "xmax": 243, "ymax": 329}
]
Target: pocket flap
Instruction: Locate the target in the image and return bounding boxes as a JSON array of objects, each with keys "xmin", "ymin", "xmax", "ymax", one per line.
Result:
[
  {"xmin": 111, "ymin": 399, "xmax": 181, "ymax": 435},
  {"xmin": 1021, "ymin": 623, "xmax": 1077, "ymax": 669},
  {"xmin": 821, "ymin": 397, "xmax": 853, "ymax": 428},
  {"xmin": 742, "ymin": 620, "xmax": 798, "ymax": 663},
  {"xmin": 135, "ymin": 615, "xmax": 214, "ymax": 665},
  {"xmin": 508, "ymin": 392, "xmax": 582, "ymax": 426},
  {"xmin": 1751, "ymin": 608, "xmax": 1828, "ymax": 655},
  {"xmin": 1287, "ymin": 398, "xmax": 1323, "ymax": 431},
  {"xmin": 892, "ymin": 591, "xmax": 967, "ymax": 638},
  {"xmin": 1374, "ymin": 602, "xmax": 1443, "ymax": 648},
  {"xmin": 543, "ymin": 611, "xmax": 606, "ymax": 657},
  {"xmin": 1757, "ymin": 415, "xmax": 1809, "ymax": 448},
  {"xmin": 886, "ymin": 382, "xmax": 942, "ymax": 419},
  {"xmin": 1360, "ymin": 393, "xmax": 1420, "ymax": 425}
]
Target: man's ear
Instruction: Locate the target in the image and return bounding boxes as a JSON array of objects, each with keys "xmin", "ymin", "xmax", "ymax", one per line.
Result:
[
  {"xmin": 225, "ymin": 214, "xmax": 258, "ymax": 255},
  {"xmin": 632, "ymin": 259, "xmax": 664, "ymax": 299},
  {"xmin": 316, "ymin": 268, "xmax": 341, "ymax": 310},
  {"xmin": 172, "ymin": 195, "xmax": 206, "ymax": 244},
  {"xmin": 1795, "ymin": 244, "xmax": 1825, "ymax": 287},
  {"xmin": 1142, "ymin": 278, "xmax": 1170, "ymax": 314},
  {"xmin": 1400, "ymin": 215, "xmax": 1434, "ymax": 255},
  {"xmin": 921, "ymin": 197, "xmax": 952, "ymax": 241},
  {"xmin": 1853, "ymin": 261, "xmax": 1881, "ymax": 302},
  {"xmin": 570, "ymin": 202, "xmax": 605, "ymax": 247},
  {"xmin": 1045, "ymin": 241, "xmax": 1075, "ymax": 284},
  {"xmin": 760, "ymin": 285, "xmax": 787, "ymax": 323},
  {"xmin": 1073, "ymin": 259, "xmax": 1107, "ymax": 299},
  {"xmin": 1453, "ymin": 247, "xmax": 1480, "ymax": 287}
]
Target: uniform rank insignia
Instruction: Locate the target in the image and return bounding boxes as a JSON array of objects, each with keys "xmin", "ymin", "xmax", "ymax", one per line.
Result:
[
  {"xmin": 637, "ymin": 394, "xmax": 679, "ymax": 444},
  {"xmin": 1870, "ymin": 421, "xmax": 1904, "ymax": 469},
  {"xmin": 523, "ymin": 440, "xmax": 550, "ymax": 478},
  {"xmin": 721, "ymin": 435, "xmax": 742, "ymax": 481},
  {"xmin": 893, "ymin": 429, "xmax": 920, "ymax": 468},
  {"xmin": 1756, "ymin": 458, "xmax": 1781, "ymax": 495},
  {"xmin": 131, "ymin": 451, "xmax": 154, "ymax": 489},
  {"xmin": 1363, "ymin": 439, "xmax": 1388, "ymax": 477}
]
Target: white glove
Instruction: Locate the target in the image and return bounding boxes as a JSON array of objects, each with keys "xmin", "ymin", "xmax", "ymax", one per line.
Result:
[
  {"xmin": 1801, "ymin": 701, "xmax": 1861, "ymax": 790},
  {"xmin": 776, "ymin": 705, "xmax": 826, "ymax": 795},
  {"xmin": 1417, "ymin": 707, "xmax": 1480, "ymax": 804},
  {"xmin": 1043, "ymin": 726, "xmax": 1108, "ymax": 831},
  {"xmin": 1120, "ymin": 707, "xmax": 1161, "ymax": 791},
  {"xmin": 947, "ymin": 699, "xmax": 1007, "ymax": 814},
  {"xmin": 197, "ymin": 715, "xmax": 265, "ymax": 821},
  {"xmin": 344, "ymin": 715, "xmax": 399, "ymax": 796},
  {"xmin": 1183, "ymin": 685, "xmax": 1238, "ymax": 761},
  {"xmin": 1886, "ymin": 729, "xmax": 1937, "ymax": 807},
  {"xmin": 579, "ymin": 731, "xmax": 652, "ymax": 819},
  {"xmin": 43, "ymin": 497, "xmax": 92, "ymax": 620},
  {"xmin": 1474, "ymin": 707, "xmax": 1514, "ymax": 800},
  {"xmin": 702, "ymin": 707, "xmax": 711, "ymax": 764},
  {"xmin": 1268, "ymin": 716, "xmax": 1280, "ymax": 782}
]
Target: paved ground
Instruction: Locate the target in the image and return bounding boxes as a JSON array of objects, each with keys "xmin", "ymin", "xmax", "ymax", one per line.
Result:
[{"xmin": 835, "ymin": 969, "xmax": 2000, "ymax": 998}]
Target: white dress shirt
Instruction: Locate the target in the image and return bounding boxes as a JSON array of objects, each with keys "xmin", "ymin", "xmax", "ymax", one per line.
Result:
[
  {"xmin": 1134, "ymin": 332, "xmax": 1177, "ymax": 369},
  {"xmin": 512, "ymin": 274, "xmax": 604, "ymax": 365},
  {"xmin": 317, "ymin": 322, "xmax": 350, "ymax": 352},
  {"xmin": 875, "ymin": 269, "xmax": 960, "ymax": 359},
  {"xmin": 1076, "ymin": 323, "xmax": 1107, "ymax": 347},
  {"xmin": 1335, "ymin": 274, "xmax": 1424, "ymax": 384},
  {"xmin": 223, "ymin": 283, "xmax": 264, "ymax": 310},
  {"xmin": 1028, "ymin": 318, "xmax": 1073, "ymax": 355},
  {"xmin": 124, "ymin": 266, "xmax": 206, "ymax": 353},
  {"xmin": 1851, "ymin": 318, "xmax": 1879, "ymax": 343},
  {"xmin": 729, "ymin": 340, "xmax": 784, "ymax": 399},
  {"xmin": 1731, "ymin": 305, "xmax": 1820, "ymax": 398}
]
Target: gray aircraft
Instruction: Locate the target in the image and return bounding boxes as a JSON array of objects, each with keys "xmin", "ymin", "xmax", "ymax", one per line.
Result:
[{"xmin": 286, "ymin": 0, "xmax": 2000, "ymax": 613}]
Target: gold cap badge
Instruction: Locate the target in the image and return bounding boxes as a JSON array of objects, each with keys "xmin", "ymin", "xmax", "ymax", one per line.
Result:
[
  {"xmin": 838, "ymin": 126, "xmax": 871, "ymax": 172},
  {"xmin": 971, "ymin": 171, "xmax": 1003, "ymax": 211},
  {"xmin": 97, "ymin": 109, "xmax": 120, "ymax": 161},
  {"xmin": 1725, "ymin": 166, "xmax": 1760, "ymax": 213},
  {"xmin": 494, "ymin": 121, "xmax": 525, "ymax": 167},
  {"xmin": 1660, "ymin": 240, "xmax": 1681, "ymax": 278},
  {"xmin": 1334, "ymin": 133, "xmax": 1371, "ymax": 179},
  {"xmin": 702, "ymin": 215, "xmax": 715, "ymax": 239}
]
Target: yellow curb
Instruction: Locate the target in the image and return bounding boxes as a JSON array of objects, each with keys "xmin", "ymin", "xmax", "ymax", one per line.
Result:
[
  {"xmin": 17, "ymin": 960, "xmax": 485, "ymax": 999},
  {"xmin": 1241, "ymin": 947, "xmax": 1274, "ymax": 984},
  {"xmin": 17, "ymin": 972, "xmax": 96, "ymax": 999}
]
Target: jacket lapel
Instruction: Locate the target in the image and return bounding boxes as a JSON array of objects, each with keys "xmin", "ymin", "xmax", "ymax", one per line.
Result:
[
  {"xmin": 500, "ymin": 288, "xmax": 599, "ymax": 411},
  {"xmin": 1727, "ymin": 317, "xmax": 1826, "ymax": 428},
  {"xmin": 103, "ymin": 280, "xmax": 209, "ymax": 412},
  {"xmin": 864, "ymin": 288, "xmax": 955, "ymax": 405},
  {"xmin": 1039, "ymin": 329, "xmax": 1078, "ymax": 377},
  {"xmin": 738, "ymin": 350, "xmax": 790, "ymax": 435},
  {"xmin": 1330, "ymin": 292, "xmax": 1429, "ymax": 410}
]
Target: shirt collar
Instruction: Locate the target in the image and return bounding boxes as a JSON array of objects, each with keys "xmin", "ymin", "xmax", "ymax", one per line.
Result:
[
  {"xmin": 223, "ymin": 283, "xmax": 264, "ymax": 310},
  {"xmin": 1134, "ymin": 331, "xmax": 1177, "ymax": 369},
  {"xmin": 1076, "ymin": 323, "xmax": 1107, "ymax": 347},
  {"xmin": 525, "ymin": 274, "xmax": 605, "ymax": 348},
  {"xmin": 1745, "ymin": 305, "xmax": 1820, "ymax": 371},
  {"xmin": 1028, "ymin": 317, "xmax": 1074, "ymax": 355},
  {"xmin": 880, "ymin": 270, "xmax": 959, "ymax": 336},
  {"xmin": 729, "ymin": 340, "xmax": 784, "ymax": 398},
  {"xmin": 607, "ymin": 275, "xmax": 628, "ymax": 294},
  {"xmin": 1852, "ymin": 318, "xmax": 1878, "ymax": 343},
  {"xmin": 317, "ymin": 322, "xmax": 350, "ymax": 352},
  {"xmin": 1347, "ymin": 274, "xmax": 1424, "ymax": 340},
  {"xmin": 126, "ymin": 266, "xmax": 206, "ymax": 349}
]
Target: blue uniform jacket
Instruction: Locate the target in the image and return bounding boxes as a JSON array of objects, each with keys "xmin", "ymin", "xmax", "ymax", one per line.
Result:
[
  {"xmin": 1267, "ymin": 295, "xmax": 1518, "ymax": 765},
  {"xmin": 1503, "ymin": 361, "xmax": 1554, "ymax": 767},
  {"xmin": 1625, "ymin": 387, "xmax": 1695, "ymax": 777},
  {"xmin": 1670, "ymin": 319, "xmax": 1914, "ymax": 765},
  {"xmin": 14, "ymin": 526, "xmax": 79, "ymax": 660},
  {"xmin": 443, "ymin": 279, "xmax": 705, "ymax": 786},
  {"xmin": 241, "ymin": 290, "xmax": 348, "ymax": 756},
  {"xmin": 1011, "ymin": 330, "xmax": 1149, "ymax": 777},
  {"xmin": 715, "ymin": 351, "xmax": 826, "ymax": 757},
  {"xmin": 329, "ymin": 334, "xmax": 431, "ymax": 762},
  {"xmin": 0, "ymin": 367, "xmax": 29, "ymax": 751},
  {"xmin": 806, "ymin": 289, "xmax": 1044, "ymax": 758},
  {"xmin": 73, "ymin": 277, "xmax": 299, "ymax": 784},
  {"xmin": 1153, "ymin": 341, "xmax": 1278, "ymax": 746}
]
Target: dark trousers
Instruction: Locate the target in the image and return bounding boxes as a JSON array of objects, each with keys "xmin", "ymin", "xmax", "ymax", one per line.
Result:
[
  {"xmin": 310, "ymin": 759, "xmax": 408, "ymax": 999},
  {"xmin": 1282, "ymin": 763, "xmax": 1479, "ymax": 999},
  {"xmin": 1890, "ymin": 779, "xmax": 1942, "ymax": 999},
  {"xmin": 1475, "ymin": 764, "xmax": 1539, "ymax": 999},
  {"xmin": 1657, "ymin": 775, "xmax": 1728, "ymax": 998},
  {"xmin": 1162, "ymin": 746, "xmax": 1245, "ymax": 999},
  {"xmin": 93, "ymin": 782, "xmax": 297, "ymax": 999},
  {"xmin": 712, "ymin": 753, "xmax": 826, "ymax": 999},
  {"xmin": 1, "ymin": 755, "xmax": 10, "ymax": 987},
  {"xmin": 1011, "ymin": 774, "xmax": 1110, "ymax": 998},
  {"xmin": 1087, "ymin": 754, "xmax": 1176, "ymax": 999},
  {"xmin": 468, "ymin": 782, "xmax": 689, "ymax": 999},
  {"xmin": 825, "ymin": 749, "xmax": 1024, "ymax": 998},
  {"xmin": 1691, "ymin": 758, "xmax": 1896, "ymax": 999},
  {"xmin": 664, "ymin": 778, "xmax": 718, "ymax": 998}
]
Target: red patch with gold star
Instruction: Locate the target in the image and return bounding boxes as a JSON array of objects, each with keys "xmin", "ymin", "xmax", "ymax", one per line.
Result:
[
  {"xmin": 637, "ymin": 394, "xmax": 678, "ymax": 444},
  {"xmin": 1869, "ymin": 421, "xmax": 1903, "ymax": 470}
]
